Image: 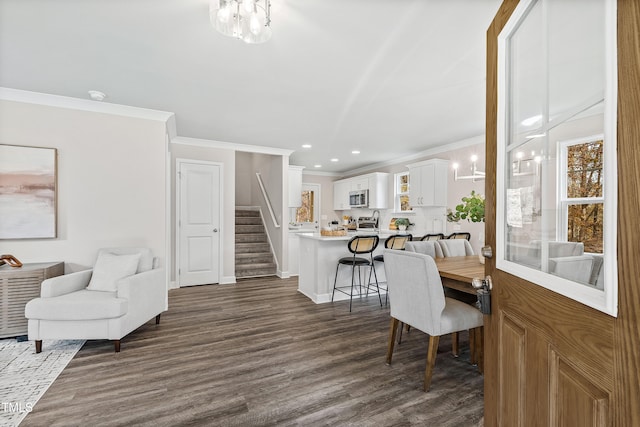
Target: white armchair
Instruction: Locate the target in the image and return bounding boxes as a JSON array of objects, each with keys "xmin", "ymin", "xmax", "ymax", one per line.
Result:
[{"xmin": 25, "ymin": 248, "xmax": 166, "ymax": 353}]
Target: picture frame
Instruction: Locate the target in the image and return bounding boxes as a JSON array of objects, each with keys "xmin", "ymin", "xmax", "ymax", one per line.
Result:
[{"xmin": 0, "ymin": 144, "xmax": 57, "ymax": 239}]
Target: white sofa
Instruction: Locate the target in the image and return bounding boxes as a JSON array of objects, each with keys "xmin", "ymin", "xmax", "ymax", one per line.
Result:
[{"xmin": 25, "ymin": 248, "xmax": 167, "ymax": 353}]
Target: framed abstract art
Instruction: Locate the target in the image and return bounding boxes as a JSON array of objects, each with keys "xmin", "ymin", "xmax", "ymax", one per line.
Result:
[{"xmin": 0, "ymin": 144, "xmax": 57, "ymax": 239}]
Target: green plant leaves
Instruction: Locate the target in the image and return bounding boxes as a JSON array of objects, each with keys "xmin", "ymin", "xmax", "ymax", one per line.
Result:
[{"xmin": 446, "ymin": 191, "xmax": 485, "ymax": 223}]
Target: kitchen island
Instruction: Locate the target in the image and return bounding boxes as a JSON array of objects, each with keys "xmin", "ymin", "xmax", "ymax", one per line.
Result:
[{"xmin": 297, "ymin": 231, "xmax": 393, "ymax": 304}]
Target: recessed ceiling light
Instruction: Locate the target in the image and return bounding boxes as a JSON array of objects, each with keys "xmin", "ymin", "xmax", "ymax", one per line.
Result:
[
  {"xmin": 302, "ymin": 144, "xmax": 312, "ymax": 149},
  {"xmin": 351, "ymin": 150, "xmax": 360, "ymax": 154},
  {"xmin": 330, "ymin": 158, "xmax": 339, "ymax": 162},
  {"xmin": 314, "ymin": 164, "xmax": 322, "ymax": 168},
  {"xmin": 88, "ymin": 90, "xmax": 106, "ymax": 101}
]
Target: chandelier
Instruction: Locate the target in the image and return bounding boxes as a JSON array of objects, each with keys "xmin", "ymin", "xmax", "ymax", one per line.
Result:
[
  {"xmin": 452, "ymin": 155, "xmax": 485, "ymax": 181},
  {"xmin": 209, "ymin": 0, "xmax": 272, "ymax": 44}
]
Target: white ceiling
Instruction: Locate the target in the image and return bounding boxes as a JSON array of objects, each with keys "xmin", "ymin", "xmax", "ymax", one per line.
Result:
[{"xmin": 0, "ymin": 0, "xmax": 501, "ymax": 173}]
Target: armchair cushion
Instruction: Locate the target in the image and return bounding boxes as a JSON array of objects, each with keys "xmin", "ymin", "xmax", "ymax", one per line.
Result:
[
  {"xmin": 25, "ymin": 290, "xmax": 128, "ymax": 321},
  {"xmin": 87, "ymin": 252, "xmax": 141, "ymax": 292}
]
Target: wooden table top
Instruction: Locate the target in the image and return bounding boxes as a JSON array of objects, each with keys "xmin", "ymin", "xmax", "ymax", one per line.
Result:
[{"xmin": 435, "ymin": 256, "xmax": 485, "ymax": 284}]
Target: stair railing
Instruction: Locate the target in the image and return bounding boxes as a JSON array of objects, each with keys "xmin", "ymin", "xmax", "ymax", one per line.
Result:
[{"xmin": 255, "ymin": 172, "xmax": 280, "ymax": 228}]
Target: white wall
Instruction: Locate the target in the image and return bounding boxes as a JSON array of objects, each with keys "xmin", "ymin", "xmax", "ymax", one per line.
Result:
[{"xmin": 0, "ymin": 97, "xmax": 169, "ymax": 272}]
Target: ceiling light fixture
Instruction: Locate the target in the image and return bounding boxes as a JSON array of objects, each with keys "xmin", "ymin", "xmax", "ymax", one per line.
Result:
[
  {"xmin": 209, "ymin": 0, "xmax": 272, "ymax": 44},
  {"xmin": 330, "ymin": 158, "xmax": 339, "ymax": 162},
  {"xmin": 351, "ymin": 150, "xmax": 360, "ymax": 154},
  {"xmin": 453, "ymin": 155, "xmax": 485, "ymax": 181},
  {"xmin": 302, "ymin": 144, "xmax": 312, "ymax": 149},
  {"xmin": 314, "ymin": 164, "xmax": 322, "ymax": 168}
]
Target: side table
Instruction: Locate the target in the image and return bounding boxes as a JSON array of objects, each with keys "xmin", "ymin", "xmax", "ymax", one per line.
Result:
[{"xmin": 0, "ymin": 262, "xmax": 64, "ymax": 338}]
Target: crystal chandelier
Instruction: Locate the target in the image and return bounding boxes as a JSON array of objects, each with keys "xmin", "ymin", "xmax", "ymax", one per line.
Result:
[{"xmin": 209, "ymin": 0, "xmax": 272, "ymax": 44}]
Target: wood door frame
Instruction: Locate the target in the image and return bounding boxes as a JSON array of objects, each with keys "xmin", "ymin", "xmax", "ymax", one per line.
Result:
[
  {"xmin": 175, "ymin": 158, "xmax": 224, "ymax": 287},
  {"xmin": 485, "ymin": 1, "xmax": 640, "ymax": 424}
]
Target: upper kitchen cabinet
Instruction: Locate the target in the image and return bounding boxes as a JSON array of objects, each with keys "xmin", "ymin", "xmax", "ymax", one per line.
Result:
[
  {"xmin": 367, "ymin": 172, "xmax": 389, "ymax": 209},
  {"xmin": 332, "ymin": 172, "xmax": 389, "ymax": 210},
  {"xmin": 407, "ymin": 159, "xmax": 449, "ymax": 207},
  {"xmin": 333, "ymin": 180, "xmax": 350, "ymax": 210},
  {"xmin": 288, "ymin": 165, "xmax": 305, "ymax": 207}
]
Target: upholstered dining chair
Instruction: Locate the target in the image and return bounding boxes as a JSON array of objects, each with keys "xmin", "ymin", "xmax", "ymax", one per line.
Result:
[
  {"xmin": 437, "ymin": 239, "xmax": 475, "ymax": 257},
  {"xmin": 332, "ymin": 235, "xmax": 381, "ymax": 312},
  {"xmin": 405, "ymin": 241, "xmax": 443, "ymax": 259},
  {"xmin": 383, "ymin": 249, "xmax": 484, "ymax": 391}
]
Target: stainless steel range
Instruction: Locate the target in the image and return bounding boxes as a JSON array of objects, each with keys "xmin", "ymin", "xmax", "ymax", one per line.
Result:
[{"xmin": 357, "ymin": 210, "xmax": 380, "ymax": 230}]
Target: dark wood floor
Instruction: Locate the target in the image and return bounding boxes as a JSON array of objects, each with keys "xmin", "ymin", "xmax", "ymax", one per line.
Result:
[{"xmin": 22, "ymin": 277, "xmax": 484, "ymax": 427}]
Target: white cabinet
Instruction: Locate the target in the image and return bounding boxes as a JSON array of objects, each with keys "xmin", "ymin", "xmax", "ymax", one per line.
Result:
[
  {"xmin": 288, "ymin": 232, "xmax": 300, "ymax": 275},
  {"xmin": 333, "ymin": 180, "xmax": 350, "ymax": 210},
  {"xmin": 407, "ymin": 159, "xmax": 449, "ymax": 207},
  {"xmin": 367, "ymin": 173, "xmax": 389, "ymax": 209},
  {"xmin": 350, "ymin": 178, "xmax": 368, "ymax": 191},
  {"xmin": 332, "ymin": 172, "xmax": 389, "ymax": 210},
  {"xmin": 288, "ymin": 165, "xmax": 304, "ymax": 207}
]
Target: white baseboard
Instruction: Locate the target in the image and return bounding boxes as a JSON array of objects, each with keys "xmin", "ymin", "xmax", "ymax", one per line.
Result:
[{"xmin": 220, "ymin": 275, "xmax": 236, "ymax": 284}]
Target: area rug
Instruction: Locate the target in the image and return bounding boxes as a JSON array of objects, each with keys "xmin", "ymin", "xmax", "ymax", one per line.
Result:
[{"xmin": 0, "ymin": 339, "xmax": 84, "ymax": 427}]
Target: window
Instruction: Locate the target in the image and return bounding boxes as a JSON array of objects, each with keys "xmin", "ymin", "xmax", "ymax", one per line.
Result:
[
  {"xmin": 559, "ymin": 137, "xmax": 604, "ymax": 253},
  {"xmin": 394, "ymin": 172, "xmax": 411, "ymax": 212},
  {"xmin": 296, "ymin": 190, "xmax": 315, "ymax": 224}
]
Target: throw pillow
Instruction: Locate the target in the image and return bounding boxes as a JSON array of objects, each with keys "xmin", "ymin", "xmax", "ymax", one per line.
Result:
[{"xmin": 87, "ymin": 252, "xmax": 141, "ymax": 292}]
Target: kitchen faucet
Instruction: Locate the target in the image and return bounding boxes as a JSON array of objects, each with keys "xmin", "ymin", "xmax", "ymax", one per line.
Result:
[{"xmin": 371, "ymin": 210, "xmax": 380, "ymax": 230}]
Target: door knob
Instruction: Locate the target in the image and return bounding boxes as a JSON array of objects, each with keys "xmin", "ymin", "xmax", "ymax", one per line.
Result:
[
  {"xmin": 481, "ymin": 245, "xmax": 493, "ymax": 259},
  {"xmin": 213, "ymin": 228, "xmax": 218, "ymax": 233}
]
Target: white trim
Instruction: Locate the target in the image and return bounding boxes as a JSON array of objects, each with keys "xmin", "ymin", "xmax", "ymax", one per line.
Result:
[
  {"xmin": 0, "ymin": 87, "xmax": 174, "ymax": 122},
  {"xmin": 603, "ymin": 0, "xmax": 618, "ymax": 316},
  {"xmin": 171, "ymin": 135, "xmax": 293, "ymax": 157},
  {"xmin": 175, "ymin": 158, "xmax": 224, "ymax": 287},
  {"xmin": 220, "ymin": 275, "xmax": 237, "ymax": 285}
]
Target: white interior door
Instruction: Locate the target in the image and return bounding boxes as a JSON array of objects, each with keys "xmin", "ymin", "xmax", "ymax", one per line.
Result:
[{"xmin": 178, "ymin": 161, "xmax": 221, "ymax": 286}]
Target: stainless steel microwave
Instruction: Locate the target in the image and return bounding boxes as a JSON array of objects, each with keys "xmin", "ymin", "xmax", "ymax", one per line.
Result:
[{"xmin": 349, "ymin": 189, "xmax": 368, "ymax": 208}]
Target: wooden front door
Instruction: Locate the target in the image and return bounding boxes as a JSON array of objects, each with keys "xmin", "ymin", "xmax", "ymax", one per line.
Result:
[{"xmin": 484, "ymin": 0, "xmax": 640, "ymax": 425}]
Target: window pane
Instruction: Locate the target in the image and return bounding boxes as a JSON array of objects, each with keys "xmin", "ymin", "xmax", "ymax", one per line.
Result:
[
  {"xmin": 567, "ymin": 203, "xmax": 603, "ymax": 254},
  {"xmin": 400, "ymin": 174, "xmax": 409, "ymax": 193},
  {"xmin": 296, "ymin": 190, "xmax": 314, "ymax": 223},
  {"xmin": 567, "ymin": 140, "xmax": 603, "ymax": 198},
  {"xmin": 400, "ymin": 195, "xmax": 410, "ymax": 212}
]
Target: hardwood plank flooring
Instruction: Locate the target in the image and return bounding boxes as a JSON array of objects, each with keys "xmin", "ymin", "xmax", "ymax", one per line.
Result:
[{"xmin": 22, "ymin": 277, "xmax": 484, "ymax": 426}]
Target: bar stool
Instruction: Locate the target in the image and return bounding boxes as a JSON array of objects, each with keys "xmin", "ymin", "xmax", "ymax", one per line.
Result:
[
  {"xmin": 373, "ymin": 234, "xmax": 412, "ymax": 305},
  {"xmin": 447, "ymin": 232, "xmax": 471, "ymax": 241},
  {"xmin": 420, "ymin": 233, "xmax": 445, "ymax": 241},
  {"xmin": 332, "ymin": 235, "xmax": 381, "ymax": 312}
]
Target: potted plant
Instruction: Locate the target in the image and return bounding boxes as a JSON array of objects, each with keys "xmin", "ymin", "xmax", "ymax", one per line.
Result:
[
  {"xmin": 446, "ymin": 191, "xmax": 485, "ymax": 223},
  {"xmin": 395, "ymin": 218, "xmax": 410, "ymax": 231}
]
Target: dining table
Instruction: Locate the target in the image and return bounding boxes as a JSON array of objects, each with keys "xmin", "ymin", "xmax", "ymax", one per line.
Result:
[{"xmin": 434, "ymin": 255, "xmax": 486, "ymax": 295}]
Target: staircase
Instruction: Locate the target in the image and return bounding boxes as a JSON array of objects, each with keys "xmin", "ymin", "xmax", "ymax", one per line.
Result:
[{"xmin": 235, "ymin": 208, "xmax": 277, "ymax": 278}]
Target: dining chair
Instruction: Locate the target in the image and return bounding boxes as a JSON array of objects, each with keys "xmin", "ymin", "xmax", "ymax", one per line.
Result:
[
  {"xmin": 405, "ymin": 241, "xmax": 443, "ymax": 259},
  {"xmin": 331, "ymin": 235, "xmax": 381, "ymax": 312},
  {"xmin": 420, "ymin": 233, "xmax": 445, "ymax": 241},
  {"xmin": 447, "ymin": 232, "xmax": 471, "ymax": 241},
  {"xmin": 383, "ymin": 250, "xmax": 483, "ymax": 391},
  {"xmin": 373, "ymin": 234, "xmax": 412, "ymax": 305},
  {"xmin": 437, "ymin": 239, "xmax": 475, "ymax": 257}
]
